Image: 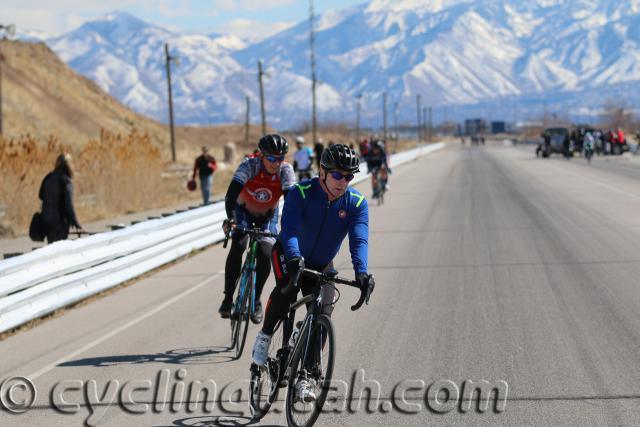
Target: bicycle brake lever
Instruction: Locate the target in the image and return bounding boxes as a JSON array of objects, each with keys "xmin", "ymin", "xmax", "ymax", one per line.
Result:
[{"xmin": 350, "ymin": 289, "xmax": 367, "ymax": 311}]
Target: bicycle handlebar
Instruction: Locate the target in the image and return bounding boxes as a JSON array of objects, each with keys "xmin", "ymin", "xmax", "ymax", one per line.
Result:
[
  {"xmin": 222, "ymin": 226, "xmax": 278, "ymax": 249},
  {"xmin": 280, "ymin": 266, "xmax": 373, "ymax": 311}
]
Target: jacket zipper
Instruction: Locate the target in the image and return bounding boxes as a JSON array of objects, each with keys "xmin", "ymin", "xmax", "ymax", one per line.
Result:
[{"xmin": 307, "ymin": 198, "xmax": 331, "ymax": 263}]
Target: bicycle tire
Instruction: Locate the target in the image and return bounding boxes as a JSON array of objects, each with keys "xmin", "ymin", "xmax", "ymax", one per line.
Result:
[
  {"xmin": 235, "ymin": 274, "xmax": 253, "ymax": 359},
  {"xmin": 285, "ymin": 314, "xmax": 335, "ymax": 427},
  {"xmin": 229, "ymin": 267, "xmax": 248, "ymax": 350},
  {"xmin": 249, "ymin": 319, "xmax": 287, "ymax": 418},
  {"xmin": 375, "ymin": 180, "xmax": 384, "ymax": 206}
]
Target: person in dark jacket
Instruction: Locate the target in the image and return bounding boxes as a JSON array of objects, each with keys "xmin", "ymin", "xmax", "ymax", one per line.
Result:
[
  {"xmin": 313, "ymin": 138, "xmax": 324, "ymax": 170},
  {"xmin": 192, "ymin": 146, "xmax": 217, "ymax": 205},
  {"xmin": 39, "ymin": 153, "xmax": 82, "ymax": 243}
]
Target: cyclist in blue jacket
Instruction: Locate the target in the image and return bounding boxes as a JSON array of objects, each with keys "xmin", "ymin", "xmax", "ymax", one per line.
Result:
[{"xmin": 251, "ymin": 143, "xmax": 375, "ymax": 402}]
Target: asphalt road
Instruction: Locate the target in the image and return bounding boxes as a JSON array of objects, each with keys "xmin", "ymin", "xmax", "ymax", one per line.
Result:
[{"xmin": 2, "ymin": 143, "xmax": 640, "ymax": 426}]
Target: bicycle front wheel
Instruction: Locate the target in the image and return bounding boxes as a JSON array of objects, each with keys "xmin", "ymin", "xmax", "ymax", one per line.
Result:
[
  {"xmin": 234, "ymin": 275, "xmax": 253, "ymax": 359},
  {"xmin": 229, "ymin": 269, "xmax": 246, "ymax": 350},
  {"xmin": 285, "ymin": 315, "xmax": 335, "ymax": 427}
]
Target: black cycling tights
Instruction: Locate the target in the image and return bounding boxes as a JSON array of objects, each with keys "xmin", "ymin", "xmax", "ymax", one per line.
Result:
[{"xmin": 224, "ymin": 233, "xmax": 272, "ymax": 302}]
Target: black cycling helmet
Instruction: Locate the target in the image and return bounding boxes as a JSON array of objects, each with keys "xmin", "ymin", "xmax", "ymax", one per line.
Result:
[
  {"xmin": 320, "ymin": 143, "xmax": 360, "ymax": 173},
  {"xmin": 372, "ymin": 139, "xmax": 385, "ymax": 150},
  {"xmin": 258, "ymin": 134, "xmax": 289, "ymax": 155}
]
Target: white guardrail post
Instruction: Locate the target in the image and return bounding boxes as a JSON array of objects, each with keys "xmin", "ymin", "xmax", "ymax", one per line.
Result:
[{"xmin": 0, "ymin": 143, "xmax": 445, "ymax": 333}]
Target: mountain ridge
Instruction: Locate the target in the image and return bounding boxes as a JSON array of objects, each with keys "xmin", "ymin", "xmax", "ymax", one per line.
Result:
[{"xmin": 22, "ymin": 1, "xmax": 640, "ymax": 127}]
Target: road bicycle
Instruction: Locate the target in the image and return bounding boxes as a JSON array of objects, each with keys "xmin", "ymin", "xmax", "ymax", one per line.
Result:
[
  {"xmin": 584, "ymin": 145, "xmax": 594, "ymax": 164},
  {"xmin": 223, "ymin": 226, "xmax": 278, "ymax": 360},
  {"xmin": 371, "ymin": 166, "xmax": 388, "ymax": 206},
  {"xmin": 249, "ymin": 265, "xmax": 374, "ymax": 427}
]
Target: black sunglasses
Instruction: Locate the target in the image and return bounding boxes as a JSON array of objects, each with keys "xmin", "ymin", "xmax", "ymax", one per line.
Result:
[
  {"xmin": 328, "ymin": 170, "xmax": 355, "ymax": 182},
  {"xmin": 265, "ymin": 154, "xmax": 285, "ymax": 163}
]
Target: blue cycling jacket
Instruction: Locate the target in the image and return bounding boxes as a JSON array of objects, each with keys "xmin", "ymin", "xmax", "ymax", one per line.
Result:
[{"xmin": 280, "ymin": 177, "xmax": 369, "ymax": 274}]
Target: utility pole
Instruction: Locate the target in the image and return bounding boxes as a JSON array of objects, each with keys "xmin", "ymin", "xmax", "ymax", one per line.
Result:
[
  {"xmin": 416, "ymin": 94, "xmax": 422, "ymax": 143},
  {"xmin": 257, "ymin": 60, "xmax": 267, "ymax": 136},
  {"xmin": 429, "ymin": 107, "xmax": 433, "ymax": 144},
  {"xmin": 0, "ymin": 24, "xmax": 16, "ymax": 135},
  {"xmin": 444, "ymin": 105, "xmax": 448, "ymax": 128},
  {"xmin": 393, "ymin": 101, "xmax": 399, "ymax": 142},
  {"xmin": 356, "ymin": 94, "xmax": 362, "ymax": 141},
  {"xmin": 309, "ymin": 0, "xmax": 318, "ymax": 145},
  {"xmin": 164, "ymin": 43, "xmax": 178, "ymax": 162},
  {"xmin": 382, "ymin": 92, "xmax": 387, "ymax": 142},
  {"xmin": 244, "ymin": 96, "xmax": 250, "ymax": 145},
  {"xmin": 422, "ymin": 107, "xmax": 427, "ymax": 145}
]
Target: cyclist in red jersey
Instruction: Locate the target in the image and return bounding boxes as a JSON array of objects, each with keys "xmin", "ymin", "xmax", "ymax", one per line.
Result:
[{"xmin": 219, "ymin": 135, "xmax": 296, "ymax": 323}]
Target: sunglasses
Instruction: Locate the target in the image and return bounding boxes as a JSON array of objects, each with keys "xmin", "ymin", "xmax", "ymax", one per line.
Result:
[
  {"xmin": 265, "ymin": 155, "xmax": 285, "ymax": 163},
  {"xmin": 328, "ymin": 170, "xmax": 355, "ymax": 182}
]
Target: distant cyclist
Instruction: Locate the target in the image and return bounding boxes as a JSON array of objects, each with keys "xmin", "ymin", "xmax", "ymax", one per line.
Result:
[
  {"xmin": 365, "ymin": 140, "xmax": 391, "ymax": 197},
  {"xmin": 219, "ymin": 134, "xmax": 295, "ymax": 324},
  {"xmin": 584, "ymin": 131, "xmax": 595, "ymax": 163},
  {"xmin": 293, "ymin": 136, "xmax": 314, "ymax": 181},
  {"xmin": 251, "ymin": 144, "xmax": 374, "ymax": 402}
]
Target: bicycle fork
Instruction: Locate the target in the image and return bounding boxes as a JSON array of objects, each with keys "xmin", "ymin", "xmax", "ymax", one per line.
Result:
[{"xmin": 285, "ymin": 315, "xmax": 313, "ymax": 381}]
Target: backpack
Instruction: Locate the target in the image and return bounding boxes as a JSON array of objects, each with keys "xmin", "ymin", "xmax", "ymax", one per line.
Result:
[{"xmin": 29, "ymin": 212, "xmax": 46, "ymax": 242}]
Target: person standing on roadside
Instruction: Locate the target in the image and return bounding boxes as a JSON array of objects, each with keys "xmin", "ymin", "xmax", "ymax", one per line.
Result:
[
  {"xmin": 313, "ymin": 138, "xmax": 324, "ymax": 171},
  {"xmin": 38, "ymin": 153, "xmax": 83, "ymax": 243},
  {"xmin": 192, "ymin": 146, "xmax": 217, "ymax": 205},
  {"xmin": 293, "ymin": 136, "xmax": 313, "ymax": 181}
]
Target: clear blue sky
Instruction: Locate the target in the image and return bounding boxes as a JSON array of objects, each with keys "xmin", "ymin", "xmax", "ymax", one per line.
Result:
[{"xmin": 4, "ymin": 0, "xmax": 367, "ymax": 40}]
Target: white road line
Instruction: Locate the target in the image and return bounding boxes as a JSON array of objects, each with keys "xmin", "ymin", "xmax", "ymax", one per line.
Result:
[{"xmin": 27, "ymin": 270, "xmax": 224, "ymax": 381}]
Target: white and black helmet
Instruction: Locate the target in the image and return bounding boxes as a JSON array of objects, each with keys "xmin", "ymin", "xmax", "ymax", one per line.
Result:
[
  {"xmin": 320, "ymin": 144, "xmax": 360, "ymax": 173},
  {"xmin": 259, "ymin": 134, "xmax": 289, "ymax": 155}
]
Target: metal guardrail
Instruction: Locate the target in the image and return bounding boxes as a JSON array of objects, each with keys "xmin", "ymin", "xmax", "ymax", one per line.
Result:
[{"xmin": 0, "ymin": 143, "xmax": 444, "ymax": 334}]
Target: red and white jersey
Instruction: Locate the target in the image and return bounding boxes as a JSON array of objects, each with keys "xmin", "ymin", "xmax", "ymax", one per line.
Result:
[{"xmin": 232, "ymin": 156, "xmax": 296, "ymax": 217}]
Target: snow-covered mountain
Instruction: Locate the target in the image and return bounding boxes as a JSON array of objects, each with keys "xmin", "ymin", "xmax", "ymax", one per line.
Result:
[{"xmin": 44, "ymin": 1, "xmax": 640, "ymax": 127}]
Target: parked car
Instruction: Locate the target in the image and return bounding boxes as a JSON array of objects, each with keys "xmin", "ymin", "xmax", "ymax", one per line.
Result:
[{"xmin": 537, "ymin": 127, "xmax": 570, "ymax": 158}]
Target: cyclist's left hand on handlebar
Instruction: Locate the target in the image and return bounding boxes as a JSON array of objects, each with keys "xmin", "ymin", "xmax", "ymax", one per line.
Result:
[
  {"xmin": 356, "ymin": 273, "xmax": 375, "ymax": 297},
  {"xmin": 352, "ymin": 273, "xmax": 374, "ymax": 310}
]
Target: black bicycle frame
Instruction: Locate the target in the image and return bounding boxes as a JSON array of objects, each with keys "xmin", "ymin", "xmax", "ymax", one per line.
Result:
[{"xmin": 283, "ymin": 281, "xmax": 327, "ymax": 377}]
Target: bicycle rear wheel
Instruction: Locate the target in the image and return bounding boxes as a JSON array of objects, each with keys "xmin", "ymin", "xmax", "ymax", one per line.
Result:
[
  {"xmin": 375, "ymin": 181, "xmax": 384, "ymax": 205},
  {"xmin": 250, "ymin": 319, "xmax": 288, "ymax": 419},
  {"xmin": 285, "ymin": 315, "xmax": 335, "ymax": 427}
]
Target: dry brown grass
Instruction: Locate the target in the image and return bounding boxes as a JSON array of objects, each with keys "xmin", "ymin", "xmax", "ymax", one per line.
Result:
[{"xmin": 0, "ymin": 130, "xmax": 207, "ymax": 237}]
